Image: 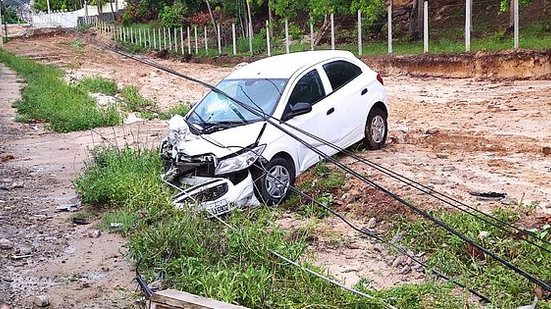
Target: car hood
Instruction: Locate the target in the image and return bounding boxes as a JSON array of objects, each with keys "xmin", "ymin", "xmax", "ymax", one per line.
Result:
[{"xmin": 172, "ymin": 120, "xmax": 266, "ymax": 158}]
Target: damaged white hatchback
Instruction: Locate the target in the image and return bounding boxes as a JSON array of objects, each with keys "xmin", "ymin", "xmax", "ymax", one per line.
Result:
[{"xmin": 160, "ymin": 50, "xmax": 388, "ymax": 216}]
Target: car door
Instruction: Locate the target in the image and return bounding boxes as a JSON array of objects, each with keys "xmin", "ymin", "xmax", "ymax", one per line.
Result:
[
  {"xmin": 283, "ymin": 68, "xmax": 341, "ymax": 172},
  {"xmin": 320, "ymin": 60, "xmax": 367, "ymax": 148}
]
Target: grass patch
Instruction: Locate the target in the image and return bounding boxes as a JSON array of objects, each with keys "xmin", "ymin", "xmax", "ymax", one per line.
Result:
[
  {"xmin": 158, "ymin": 102, "xmax": 190, "ymax": 120},
  {"xmin": 78, "ymin": 76, "xmax": 118, "ymax": 95},
  {"xmin": 0, "ymin": 50, "xmax": 122, "ymax": 132},
  {"xmin": 285, "ymin": 161, "xmax": 345, "ymax": 219},
  {"xmin": 120, "ymin": 85, "xmax": 157, "ymax": 113},
  {"xmin": 391, "ymin": 208, "xmax": 551, "ymax": 308},
  {"xmin": 76, "ymin": 146, "xmax": 471, "ymax": 307}
]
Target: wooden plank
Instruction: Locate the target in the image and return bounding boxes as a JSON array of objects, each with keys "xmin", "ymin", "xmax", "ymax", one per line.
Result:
[{"xmin": 150, "ymin": 289, "xmax": 249, "ymax": 309}]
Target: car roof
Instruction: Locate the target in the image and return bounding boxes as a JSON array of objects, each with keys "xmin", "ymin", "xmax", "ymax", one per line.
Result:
[{"xmin": 226, "ymin": 50, "xmax": 357, "ymax": 80}]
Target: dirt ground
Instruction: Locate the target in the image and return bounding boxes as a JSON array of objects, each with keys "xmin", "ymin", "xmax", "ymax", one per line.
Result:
[{"xmin": 1, "ymin": 32, "xmax": 550, "ymax": 307}]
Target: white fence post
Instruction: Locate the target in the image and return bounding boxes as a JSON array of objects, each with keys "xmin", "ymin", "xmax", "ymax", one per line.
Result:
[
  {"xmin": 514, "ymin": 0, "xmax": 519, "ymax": 48},
  {"xmin": 217, "ymin": 23, "xmax": 221, "ymax": 55},
  {"xmin": 465, "ymin": 0, "xmax": 471, "ymax": 52},
  {"xmin": 187, "ymin": 27, "xmax": 191, "ymax": 54},
  {"xmin": 330, "ymin": 13, "xmax": 335, "ymax": 50},
  {"xmin": 285, "ymin": 19, "xmax": 289, "ymax": 54},
  {"xmin": 153, "ymin": 28, "xmax": 156, "ymax": 49},
  {"xmin": 130, "ymin": 27, "xmax": 133, "ymax": 44},
  {"xmin": 158, "ymin": 28, "xmax": 162, "ymax": 51},
  {"xmin": 163, "ymin": 28, "xmax": 167, "ymax": 49},
  {"xmin": 310, "ymin": 22, "xmax": 314, "ymax": 51},
  {"xmin": 388, "ymin": 5, "xmax": 393, "ymax": 54},
  {"xmin": 174, "ymin": 28, "xmax": 178, "ymax": 51},
  {"xmin": 232, "ymin": 23, "xmax": 237, "ymax": 55},
  {"xmin": 148, "ymin": 28, "xmax": 151, "ymax": 48},
  {"xmin": 168, "ymin": 28, "xmax": 172, "ymax": 51},
  {"xmin": 248, "ymin": 22, "xmax": 253, "ymax": 55},
  {"xmin": 357, "ymin": 10, "xmax": 362, "ymax": 56},
  {"xmin": 139, "ymin": 28, "xmax": 142, "ymax": 46},
  {"xmin": 181, "ymin": 27, "xmax": 184, "ymax": 55},
  {"xmin": 266, "ymin": 20, "xmax": 271, "ymax": 57},
  {"xmin": 423, "ymin": 1, "xmax": 429, "ymax": 53},
  {"xmin": 204, "ymin": 26, "xmax": 208, "ymax": 54},
  {"xmin": 194, "ymin": 26, "xmax": 198, "ymax": 54},
  {"xmin": 0, "ymin": 4, "xmax": 3, "ymax": 50}
]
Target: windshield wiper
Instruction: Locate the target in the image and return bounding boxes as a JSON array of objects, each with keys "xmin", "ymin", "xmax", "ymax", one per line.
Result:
[{"xmin": 202, "ymin": 121, "xmax": 247, "ymax": 134}]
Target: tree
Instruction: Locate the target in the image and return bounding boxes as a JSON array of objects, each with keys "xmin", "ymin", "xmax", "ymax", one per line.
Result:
[{"xmin": 500, "ymin": 0, "xmax": 532, "ymax": 31}]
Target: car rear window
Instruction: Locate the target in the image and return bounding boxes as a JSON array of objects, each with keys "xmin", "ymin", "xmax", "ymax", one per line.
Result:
[{"xmin": 322, "ymin": 60, "xmax": 362, "ymax": 91}]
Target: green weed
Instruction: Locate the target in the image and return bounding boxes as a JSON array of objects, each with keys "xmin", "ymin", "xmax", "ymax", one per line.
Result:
[
  {"xmin": 0, "ymin": 50, "xmax": 122, "ymax": 132},
  {"xmin": 391, "ymin": 209, "xmax": 551, "ymax": 308},
  {"xmin": 120, "ymin": 85, "xmax": 157, "ymax": 113},
  {"xmin": 158, "ymin": 102, "xmax": 190, "ymax": 120},
  {"xmin": 78, "ymin": 76, "xmax": 118, "ymax": 95}
]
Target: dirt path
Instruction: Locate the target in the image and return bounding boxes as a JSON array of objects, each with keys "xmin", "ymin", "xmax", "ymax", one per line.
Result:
[
  {"xmin": 0, "ymin": 63, "xmax": 168, "ymax": 308},
  {"xmin": 2, "ymin": 32, "xmax": 550, "ymax": 302}
]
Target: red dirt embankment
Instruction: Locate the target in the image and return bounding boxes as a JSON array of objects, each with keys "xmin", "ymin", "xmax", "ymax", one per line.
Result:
[{"xmin": 365, "ymin": 49, "xmax": 551, "ymax": 80}]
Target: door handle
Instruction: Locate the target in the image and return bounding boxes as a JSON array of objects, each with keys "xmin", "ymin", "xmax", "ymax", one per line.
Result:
[
  {"xmin": 361, "ymin": 88, "xmax": 368, "ymax": 95},
  {"xmin": 327, "ymin": 107, "xmax": 335, "ymax": 115}
]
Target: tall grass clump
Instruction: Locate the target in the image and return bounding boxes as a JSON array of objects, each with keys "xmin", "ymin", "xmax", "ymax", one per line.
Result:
[
  {"xmin": 120, "ymin": 85, "xmax": 157, "ymax": 112},
  {"xmin": 392, "ymin": 209, "xmax": 551, "ymax": 308},
  {"xmin": 78, "ymin": 76, "xmax": 118, "ymax": 95},
  {"xmin": 0, "ymin": 50, "xmax": 121, "ymax": 132}
]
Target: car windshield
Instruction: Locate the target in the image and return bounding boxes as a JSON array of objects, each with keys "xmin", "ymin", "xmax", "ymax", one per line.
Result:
[{"xmin": 187, "ymin": 78, "xmax": 287, "ymax": 129}]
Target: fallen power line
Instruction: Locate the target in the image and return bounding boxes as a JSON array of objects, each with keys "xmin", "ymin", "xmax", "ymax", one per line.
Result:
[{"xmin": 85, "ymin": 33, "xmax": 551, "ymax": 292}]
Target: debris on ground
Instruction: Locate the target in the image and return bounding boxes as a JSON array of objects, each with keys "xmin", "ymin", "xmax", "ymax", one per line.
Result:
[{"xmin": 0, "ymin": 239, "xmax": 14, "ymax": 250}]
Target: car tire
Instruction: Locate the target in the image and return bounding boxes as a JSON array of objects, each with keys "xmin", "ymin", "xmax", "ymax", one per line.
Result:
[
  {"xmin": 252, "ymin": 157, "xmax": 296, "ymax": 206},
  {"xmin": 364, "ymin": 108, "xmax": 387, "ymax": 150}
]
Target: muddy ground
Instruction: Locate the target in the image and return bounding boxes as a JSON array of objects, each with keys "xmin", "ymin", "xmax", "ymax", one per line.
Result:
[{"xmin": 1, "ymin": 32, "xmax": 550, "ymax": 307}]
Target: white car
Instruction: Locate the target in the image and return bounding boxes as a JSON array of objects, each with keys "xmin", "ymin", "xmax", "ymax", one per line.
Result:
[{"xmin": 160, "ymin": 50, "xmax": 388, "ymax": 215}]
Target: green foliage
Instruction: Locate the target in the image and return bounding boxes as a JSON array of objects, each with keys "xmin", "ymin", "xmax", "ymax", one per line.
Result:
[
  {"xmin": 158, "ymin": 102, "xmax": 191, "ymax": 120},
  {"xmin": 391, "ymin": 208, "xmax": 551, "ymax": 308},
  {"xmin": 2, "ymin": 5, "xmax": 23, "ymax": 24},
  {"xmin": 75, "ymin": 147, "xmax": 169, "ymax": 210},
  {"xmin": 499, "ymin": 0, "xmax": 533, "ymax": 12},
  {"xmin": 101, "ymin": 208, "xmax": 141, "ymax": 235},
  {"xmin": 78, "ymin": 76, "xmax": 118, "ymax": 95},
  {"xmin": 351, "ymin": 0, "xmax": 385, "ymax": 26},
  {"xmin": 120, "ymin": 85, "xmax": 157, "ymax": 112},
  {"xmin": 0, "ymin": 50, "xmax": 121, "ymax": 132},
  {"xmin": 160, "ymin": 1, "xmax": 187, "ymax": 28}
]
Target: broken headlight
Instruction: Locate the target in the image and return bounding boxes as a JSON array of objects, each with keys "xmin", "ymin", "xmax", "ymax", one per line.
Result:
[{"xmin": 214, "ymin": 145, "xmax": 266, "ymax": 175}]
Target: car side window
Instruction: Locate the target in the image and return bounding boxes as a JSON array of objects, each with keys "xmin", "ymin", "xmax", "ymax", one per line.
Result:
[
  {"xmin": 322, "ymin": 60, "xmax": 362, "ymax": 91},
  {"xmin": 287, "ymin": 69, "xmax": 326, "ymax": 107}
]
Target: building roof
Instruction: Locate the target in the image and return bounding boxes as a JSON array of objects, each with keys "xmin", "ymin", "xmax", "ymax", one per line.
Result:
[{"xmin": 226, "ymin": 50, "xmax": 356, "ymax": 80}]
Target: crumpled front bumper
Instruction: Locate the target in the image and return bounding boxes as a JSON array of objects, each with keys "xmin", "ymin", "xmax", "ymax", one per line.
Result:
[{"xmin": 162, "ymin": 172, "xmax": 260, "ymax": 216}]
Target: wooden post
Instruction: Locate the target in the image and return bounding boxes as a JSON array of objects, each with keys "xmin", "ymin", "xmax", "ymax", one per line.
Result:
[
  {"xmin": 181, "ymin": 26, "xmax": 185, "ymax": 55},
  {"xmin": 465, "ymin": 0, "xmax": 471, "ymax": 52},
  {"xmin": 423, "ymin": 1, "xmax": 428, "ymax": 53},
  {"xmin": 388, "ymin": 5, "xmax": 392, "ymax": 54},
  {"xmin": 310, "ymin": 22, "xmax": 314, "ymax": 51},
  {"xmin": 514, "ymin": 0, "xmax": 519, "ymax": 48},
  {"xmin": 217, "ymin": 23, "xmax": 221, "ymax": 55},
  {"xmin": 357, "ymin": 10, "xmax": 362, "ymax": 56},
  {"xmin": 285, "ymin": 19, "xmax": 289, "ymax": 54},
  {"xmin": 266, "ymin": 20, "xmax": 271, "ymax": 56},
  {"xmin": 204, "ymin": 26, "xmax": 208, "ymax": 54},
  {"xmin": 232, "ymin": 23, "xmax": 237, "ymax": 55},
  {"xmin": 330, "ymin": 13, "xmax": 335, "ymax": 50},
  {"xmin": 187, "ymin": 27, "xmax": 191, "ymax": 54}
]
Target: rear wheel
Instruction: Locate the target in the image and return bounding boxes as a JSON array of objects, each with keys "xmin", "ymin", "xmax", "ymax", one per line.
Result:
[
  {"xmin": 364, "ymin": 108, "xmax": 387, "ymax": 150},
  {"xmin": 252, "ymin": 157, "xmax": 296, "ymax": 205}
]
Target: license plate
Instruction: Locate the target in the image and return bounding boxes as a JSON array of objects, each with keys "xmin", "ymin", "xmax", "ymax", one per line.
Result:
[{"xmin": 205, "ymin": 201, "xmax": 230, "ymax": 216}]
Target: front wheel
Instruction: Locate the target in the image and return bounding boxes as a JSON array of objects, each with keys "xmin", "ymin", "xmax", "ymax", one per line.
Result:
[
  {"xmin": 364, "ymin": 108, "xmax": 388, "ymax": 150},
  {"xmin": 252, "ymin": 157, "xmax": 296, "ymax": 205}
]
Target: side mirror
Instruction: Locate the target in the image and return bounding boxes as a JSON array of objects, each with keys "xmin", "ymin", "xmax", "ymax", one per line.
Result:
[{"xmin": 283, "ymin": 102, "xmax": 312, "ymax": 121}]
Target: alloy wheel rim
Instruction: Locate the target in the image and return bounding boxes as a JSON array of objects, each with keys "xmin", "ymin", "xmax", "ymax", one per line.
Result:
[
  {"xmin": 265, "ymin": 165, "xmax": 290, "ymax": 199},
  {"xmin": 371, "ymin": 115, "xmax": 385, "ymax": 143}
]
